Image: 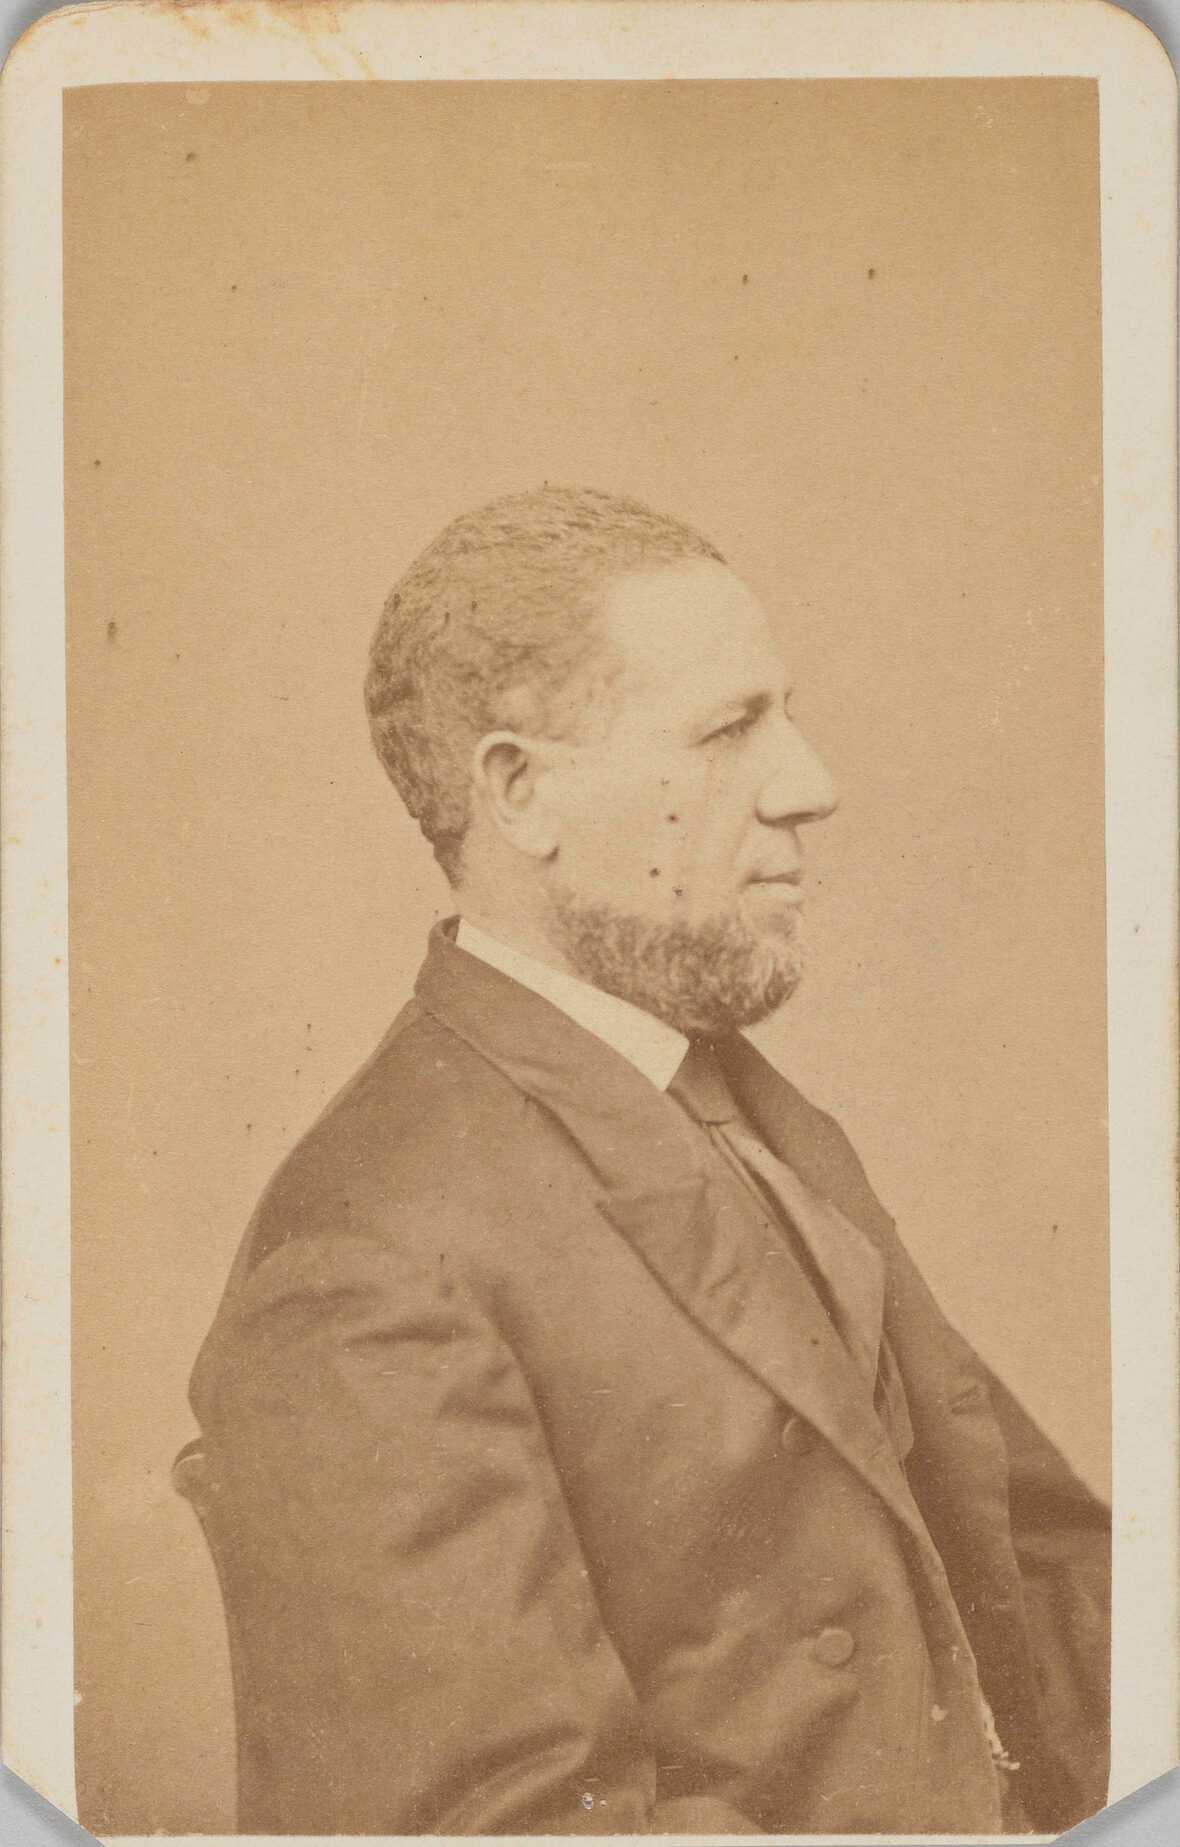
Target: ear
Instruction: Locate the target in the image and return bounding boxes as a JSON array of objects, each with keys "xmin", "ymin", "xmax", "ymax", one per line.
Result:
[{"xmin": 471, "ymin": 731, "xmax": 561, "ymax": 861}]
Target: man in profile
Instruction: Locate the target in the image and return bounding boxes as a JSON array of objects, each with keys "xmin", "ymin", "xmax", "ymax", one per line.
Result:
[{"xmin": 189, "ymin": 486, "xmax": 1109, "ymax": 1837}]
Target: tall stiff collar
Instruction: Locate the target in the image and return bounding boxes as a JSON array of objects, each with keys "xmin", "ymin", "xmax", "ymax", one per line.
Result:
[{"xmin": 455, "ymin": 918, "xmax": 688, "ymax": 1092}]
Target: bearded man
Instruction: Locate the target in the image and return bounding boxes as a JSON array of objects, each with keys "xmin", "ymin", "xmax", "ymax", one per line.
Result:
[{"xmin": 186, "ymin": 486, "xmax": 1109, "ymax": 1838}]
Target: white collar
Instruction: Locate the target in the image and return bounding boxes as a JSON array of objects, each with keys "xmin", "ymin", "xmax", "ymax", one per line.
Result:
[{"xmin": 455, "ymin": 918, "xmax": 688, "ymax": 1092}]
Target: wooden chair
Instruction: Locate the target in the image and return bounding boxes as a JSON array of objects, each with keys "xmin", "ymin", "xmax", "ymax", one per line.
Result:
[
  {"xmin": 172, "ymin": 1437, "xmax": 213, "ymax": 1516},
  {"xmin": 171, "ymin": 1439, "xmax": 246, "ymax": 1825}
]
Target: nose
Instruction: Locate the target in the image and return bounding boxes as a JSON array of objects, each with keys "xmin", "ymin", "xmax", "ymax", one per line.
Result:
[{"xmin": 756, "ymin": 719, "xmax": 838, "ymax": 825}]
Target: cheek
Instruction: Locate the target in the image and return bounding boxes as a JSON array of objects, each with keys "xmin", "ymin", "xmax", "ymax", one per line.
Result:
[
  {"xmin": 565, "ymin": 766, "xmax": 697, "ymax": 888},
  {"xmin": 652, "ymin": 781, "xmax": 755, "ymax": 905},
  {"xmin": 633, "ymin": 794, "xmax": 695, "ymax": 897},
  {"xmin": 560, "ymin": 754, "xmax": 752, "ymax": 907},
  {"xmin": 633, "ymin": 769, "xmax": 740, "ymax": 898}
]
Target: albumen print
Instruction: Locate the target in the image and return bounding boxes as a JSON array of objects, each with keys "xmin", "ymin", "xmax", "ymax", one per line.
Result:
[{"xmin": 1, "ymin": 5, "xmax": 1175, "ymax": 1843}]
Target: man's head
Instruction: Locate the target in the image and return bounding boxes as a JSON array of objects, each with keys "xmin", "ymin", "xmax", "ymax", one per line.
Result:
[{"xmin": 366, "ymin": 486, "xmax": 836, "ymax": 1035}]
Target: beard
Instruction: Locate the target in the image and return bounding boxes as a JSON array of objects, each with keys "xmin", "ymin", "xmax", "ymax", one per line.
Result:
[{"xmin": 548, "ymin": 887, "xmax": 804, "ymax": 1037}]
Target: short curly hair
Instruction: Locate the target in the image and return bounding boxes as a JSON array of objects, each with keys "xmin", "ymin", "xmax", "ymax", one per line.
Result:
[{"xmin": 365, "ymin": 485, "xmax": 725, "ymax": 880}]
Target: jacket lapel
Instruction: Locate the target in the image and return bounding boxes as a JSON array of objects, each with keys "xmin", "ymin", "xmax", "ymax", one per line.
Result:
[
  {"xmin": 415, "ymin": 926, "xmax": 934, "ymax": 1546},
  {"xmin": 601, "ymin": 1171, "xmax": 906, "ymax": 1495}
]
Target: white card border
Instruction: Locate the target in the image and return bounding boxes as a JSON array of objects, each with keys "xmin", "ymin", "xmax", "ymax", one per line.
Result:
[{"xmin": 1, "ymin": 2, "xmax": 1175, "ymax": 1839}]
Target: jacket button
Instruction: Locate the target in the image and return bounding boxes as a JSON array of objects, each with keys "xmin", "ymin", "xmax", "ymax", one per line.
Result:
[
  {"xmin": 812, "ymin": 1626, "xmax": 856, "ymax": 1667},
  {"xmin": 780, "ymin": 1415, "xmax": 811, "ymax": 1452}
]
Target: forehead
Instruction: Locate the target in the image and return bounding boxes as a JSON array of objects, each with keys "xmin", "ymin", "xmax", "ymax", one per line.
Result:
[{"xmin": 598, "ymin": 560, "xmax": 785, "ymax": 709}]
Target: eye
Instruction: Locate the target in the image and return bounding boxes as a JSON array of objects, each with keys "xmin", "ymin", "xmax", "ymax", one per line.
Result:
[{"xmin": 705, "ymin": 710, "xmax": 757, "ymax": 745}]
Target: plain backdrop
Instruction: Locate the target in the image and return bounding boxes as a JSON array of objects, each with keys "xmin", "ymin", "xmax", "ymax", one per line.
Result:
[{"xmin": 58, "ymin": 70, "xmax": 1112, "ymax": 1837}]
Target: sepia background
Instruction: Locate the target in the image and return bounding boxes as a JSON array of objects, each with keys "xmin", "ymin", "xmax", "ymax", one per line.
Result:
[{"xmin": 64, "ymin": 78, "xmax": 1105, "ymax": 1835}]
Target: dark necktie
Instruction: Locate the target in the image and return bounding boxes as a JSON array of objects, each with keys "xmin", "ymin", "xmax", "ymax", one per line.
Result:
[{"xmin": 668, "ymin": 1037, "xmax": 886, "ymax": 1392}]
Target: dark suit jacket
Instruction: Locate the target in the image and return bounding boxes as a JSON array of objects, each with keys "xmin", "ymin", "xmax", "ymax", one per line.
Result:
[{"xmin": 189, "ymin": 923, "xmax": 1110, "ymax": 1836}]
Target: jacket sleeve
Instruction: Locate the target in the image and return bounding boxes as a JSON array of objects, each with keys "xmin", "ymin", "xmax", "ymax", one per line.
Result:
[
  {"xmin": 980, "ymin": 1363, "xmax": 1111, "ymax": 1821},
  {"xmin": 190, "ymin": 1231, "xmax": 759, "ymax": 1837}
]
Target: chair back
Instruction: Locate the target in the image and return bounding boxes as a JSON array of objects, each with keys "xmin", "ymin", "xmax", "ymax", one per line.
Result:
[
  {"xmin": 172, "ymin": 1438, "xmax": 213, "ymax": 1516},
  {"xmin": 172, "ymin": 1438, "xmax": 245, "ymax": 1824}
]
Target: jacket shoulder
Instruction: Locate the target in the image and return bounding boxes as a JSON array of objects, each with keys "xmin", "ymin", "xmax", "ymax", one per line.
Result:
[{"xmin": 239, "ymin": 999, "xmax": 532, "ymax": 1276}]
